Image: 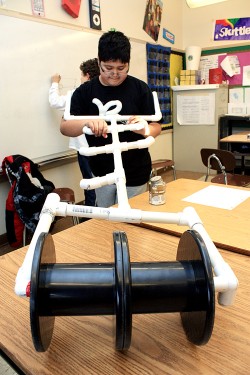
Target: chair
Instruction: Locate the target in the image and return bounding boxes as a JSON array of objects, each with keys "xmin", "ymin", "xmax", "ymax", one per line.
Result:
[
  {"xmin": 25, "ymin": 187, "xmax": 79, "ymax": 244},
  {"xmin": 200, "ymin": 148, "xmax": 250, "ymax": 187},
  {"xmin": 151, "ymin": 159, "xmax": 177, "ymax": 180},
  {"xmin": 52, "ymin": 187, "xmax": 80, "ymax": 225}
]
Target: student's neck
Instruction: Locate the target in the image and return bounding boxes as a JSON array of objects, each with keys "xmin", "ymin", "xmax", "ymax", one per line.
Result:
[{"xmin": 99, "ymin": 76, "xmax": 109, "ymax": 86}]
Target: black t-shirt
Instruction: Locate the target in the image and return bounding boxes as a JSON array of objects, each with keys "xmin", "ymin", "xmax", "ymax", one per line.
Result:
[{"xmin": 70, "ymin": 75, "xmax": 156, "ymax": 186}]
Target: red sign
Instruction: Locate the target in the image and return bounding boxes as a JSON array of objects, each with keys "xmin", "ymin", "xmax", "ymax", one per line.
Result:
[{"xmin": 61, "ymin": 0, "xmax": 81, "ymax": 18}]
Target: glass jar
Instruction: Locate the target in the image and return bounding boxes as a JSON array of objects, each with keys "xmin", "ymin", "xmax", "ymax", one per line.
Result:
[{"xmin": 149, "ymin": 176, "xmax": 166, "ymax": 205}]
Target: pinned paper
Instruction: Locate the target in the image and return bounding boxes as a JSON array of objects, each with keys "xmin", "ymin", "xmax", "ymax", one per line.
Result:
[
  {"xmin": 245, "ymin": 87, "xmax": 250, "ymax": 104},
  {"xmin": 242, "ymin": 65, "xmax": 250, "ymax": 86},
  {"xmin": 220, "ymin": 55, "xmax": 240, "ymax": 77},
  {"xmin": 31, "ymin": 0, "xmax": 45, "ymax": 17},
  {"xmin": 229, "ymin": 88, "xmax": 244, "ymax": 103}
]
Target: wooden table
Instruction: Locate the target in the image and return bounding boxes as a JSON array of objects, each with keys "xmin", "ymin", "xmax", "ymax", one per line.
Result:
[
  {"xmin": 129, "ymin": 179, "xmax": 250, "ymax": 256},
  {"xmin": 220, "ymin": 131, "xmax": 250, "ymax": 172},
  {"xmin": 0, "ymin": 219, "xmax": 249, "ymax": 375},
  {"xmin": 220, "ymin": 131, "xmax": 250, "ymax": 144}
]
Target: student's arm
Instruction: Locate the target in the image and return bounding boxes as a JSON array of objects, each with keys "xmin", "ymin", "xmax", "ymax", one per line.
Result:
[
  {"xmin": 49, "ymin": 74, "xmax": 66, "ymax": 109},
  {"xmin": 60, "ymin": 84, "xmax": 108, "ymax": 138},
  {"xmin": 127, "ymin": 116, "xmax": 161, "ymax": 138},
  {"xmin": 60, "ymin": 118, "xmax": 108, "ymax": 138},
  {"xmin": 126, "ymin": 82, "xmax": 162, "ymax": 138}
]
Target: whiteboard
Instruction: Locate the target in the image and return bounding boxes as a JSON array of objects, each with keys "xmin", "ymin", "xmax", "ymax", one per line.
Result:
[{"xmin": 0, "ymin": 15, "xmax": 147, "ymax": 163}]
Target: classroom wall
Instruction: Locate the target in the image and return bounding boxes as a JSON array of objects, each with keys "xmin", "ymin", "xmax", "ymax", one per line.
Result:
[
  {"xmin": 0, "ymin": 0, "xmax": 249, "ymax": 236},
  {"xmin": 1, "ymin": 0, "xmax": 248, "ymax": 51},
  {"xmin": 1, "ymin": 0, "xmax": 184, "ymax": 49},
  {"xmin": 182, "ymin": 0, "xmax": 250, "ymax": 50}
]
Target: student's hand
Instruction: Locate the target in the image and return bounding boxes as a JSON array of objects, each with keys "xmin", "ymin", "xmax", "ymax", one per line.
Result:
[
  {"xmin": 128, "ymin": 116, "xmax": 150, "ymax": 136},
  {"xmin": 84, "ymin": 120, "xmax": 108, "ymax": 138},
  {"xmin": 51, "ymin": 73, "xmax": 61, "ymax": 84}
]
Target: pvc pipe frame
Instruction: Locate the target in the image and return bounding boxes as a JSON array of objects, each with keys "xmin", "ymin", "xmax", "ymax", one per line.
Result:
[
  {"xmin": 15, "ymin": 197, "xmax": 238, "ymax": 306},
  {"xmin": 63, "ymin": 91, "xmax": 162, "ymax": 122},
  {"xmin": 15, "ymin": 94, "xmax": 238, "ymax": 307}
]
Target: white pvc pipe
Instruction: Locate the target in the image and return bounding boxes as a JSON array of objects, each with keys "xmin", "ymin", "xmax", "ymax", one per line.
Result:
[
  {"xmin": 64, "ymin": 91, "xmax": 162, "ymax": 122},
  {"xmin": 92, "ymin": 98, "xmax": 122, "ymax": 115},
  {"xmin": 79, "ymin": 137, "xmax": 155, "ymax": 157},
  {"xmin": 109, "ymin": 118, "xmax": 130, "ymax": 209},
  {"xmin": 80, "ymin": 173, "xmax": 116, "ymax": 190},
  {"xmin": 15, "ymin": 193, "xmax": 60, "ymax": 296},
  {"xmin": 176, "ymin": 207, "xmax": 238, "ymax": 305},
  {"xmin": 15, "ymin": 199, "xmax": 238, "ymax": 305},
  {"xmin": 83, "ymin": 123, "xmax": 145, "ymax": 135}
]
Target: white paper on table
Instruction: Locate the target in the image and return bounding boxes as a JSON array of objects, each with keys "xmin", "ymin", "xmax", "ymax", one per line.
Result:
[{"xmin": 182, "ymin": 185, "xmax": 250, "ymax": 210}]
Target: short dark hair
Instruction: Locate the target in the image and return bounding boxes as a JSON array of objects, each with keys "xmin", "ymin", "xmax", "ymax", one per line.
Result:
[
  {"xmin": 98, "ymin": 31, "xmax": 131, "ymax": 63},
  {"xmin": 79, "ymin": 58, "xmax": 100, "ymax": 79}
]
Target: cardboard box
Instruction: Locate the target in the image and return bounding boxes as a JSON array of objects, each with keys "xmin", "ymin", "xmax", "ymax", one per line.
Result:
[
  {"xmin": 179, "ymin": 69, "xmax": 201, "ymax": 85},
  {"xmin": 190, "ymin": 77, "xmax": 198, "ymax": 84},
  {"xmin": 190, "ymin": 70, "xmax": 197, "ymax": 76}
]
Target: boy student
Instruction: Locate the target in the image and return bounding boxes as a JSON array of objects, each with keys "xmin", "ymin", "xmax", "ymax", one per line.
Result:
[
  {"xmin": 49, "ymin": 58, "xmax": 99, "ymax": 207},
  {"xmin": 60, "ymin": 31, "xmax": 161, "ymax": 208}
]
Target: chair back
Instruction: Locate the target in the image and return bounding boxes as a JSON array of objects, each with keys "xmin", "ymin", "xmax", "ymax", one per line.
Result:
[{"xmin": 200, "ymin": 149, "xmax": 236, "ymax": 172}]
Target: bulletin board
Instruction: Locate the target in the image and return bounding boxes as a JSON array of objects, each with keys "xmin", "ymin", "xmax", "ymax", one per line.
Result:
[
  {"xmin": 218, "ymin": 51, "xmax": 250, "ymax": 85},
  {"xmin": 146, "ymin": 43, "xmax": 183, "ymax": 130},
  {"xmin": 170, "ymin": 52, "xmax": 183, "ymax": 87},
  {"xmin": 146, "ymin": 43, "xmax": 171, "ymax": 127},
  {"xmin": 201, "ymin": 45, "xmax": 250, "ymax": 86},
  {"xmin": 0, "ymin": 14, "xmax": 147, "ymax": 164}
]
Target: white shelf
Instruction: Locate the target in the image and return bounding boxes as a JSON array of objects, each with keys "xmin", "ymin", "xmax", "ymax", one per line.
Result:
[{"xmin": 171, "ymin": 84, "xmax": 226, "ymax": 91}]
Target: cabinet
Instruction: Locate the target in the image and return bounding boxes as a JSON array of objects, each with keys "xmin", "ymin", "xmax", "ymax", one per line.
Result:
[
  {"xmin": 219, "ymin": 115, "xmax": 250, "ymax": 140},
  {"xmin": 172, "ymin": 84, "xmax": 228, "ymax": 173},
  {"xmin": 219, "ymin": 115, "xmax": 250, "ymax": 172},
  {"xmin": 146, "ymin": 43, "xmax": 171, "ymax": 128}
]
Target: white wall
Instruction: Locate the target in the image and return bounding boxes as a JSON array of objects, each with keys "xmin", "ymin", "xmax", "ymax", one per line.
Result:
[
  {"xmin": 182, "ymin": 0, "xmax": 250, "ymax": 49},
  {"xmin": 1, "ymin": 0, "xmax": 184, "ymax": 49},
  {"xmin": 149, "ymin": 131, "xmax": 173, "ymax": 160},
  {"xmin": 1, "ymin": 0, "xmax": 248, "ymax": 50}
]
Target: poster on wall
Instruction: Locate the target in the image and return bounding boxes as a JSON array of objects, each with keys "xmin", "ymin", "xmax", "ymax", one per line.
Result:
[
  {"xmin": 143, "ymin": 0, "xmax": 163, "ymax": 42},
  {"xmin": 89, "ymin": 0, "xmax": 102, "ymax": 30},
  {"xmin": 214, "ymin": 18, "xmax": 250, "ymax": 41},
  {"xmin": 163, "ymin": 28, "xmax": 175, "ymax": 44},
  {"xmin": 31, "ymin": 0, "xmax": 45, "ymax": 17}
]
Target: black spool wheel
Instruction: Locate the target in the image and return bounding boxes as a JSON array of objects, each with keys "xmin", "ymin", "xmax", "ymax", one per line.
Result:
[
  {"xmin": 30, "ymin": 233, "xmax": 56, "ymax": 352},
  {"xmin": 113, "ymin": 231, "xmax": 132, "ymax": 351},
  {"xmin": 176, "ymin": 230, "xmax": 215, "ymax": 345},
  {"xmin": 29, "ymin": 229, "xmax": 215, "ymax": 352}
]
